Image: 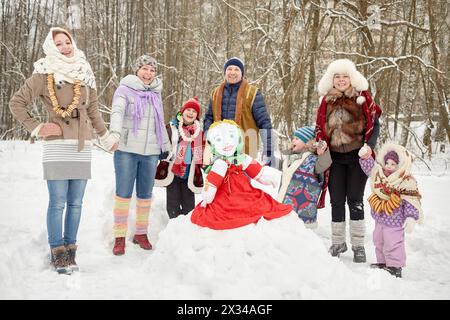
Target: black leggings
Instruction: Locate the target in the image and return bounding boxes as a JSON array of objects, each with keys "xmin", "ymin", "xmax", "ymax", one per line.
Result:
[
  {"xmin": 166, "ymin": 176, "xmax": 195, "ymax": 219},
  {"xmin": 328, "ymin": 150, "xmax": 368, "ymax": 222}
]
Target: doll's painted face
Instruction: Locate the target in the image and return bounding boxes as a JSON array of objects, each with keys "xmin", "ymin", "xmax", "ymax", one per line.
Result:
[
  {"xmin": 292, "ymin": 137, "xmax": 306, "ymax": 153},
  {"xmin": 208, "ymin": 123, "xmax": 240, "ymax": 157},
  {"xmin": 182, "ymin": 108, "xmax": 198, "ymax": 125},
  {"xmin": 384, "ymin": 159, "xmax": 398, "ymax": 173}
]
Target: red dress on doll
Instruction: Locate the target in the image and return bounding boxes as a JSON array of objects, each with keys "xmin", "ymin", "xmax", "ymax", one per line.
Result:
[{"xmin": 191, "ymin": 164, "xmax": 292, "ymax": 230}]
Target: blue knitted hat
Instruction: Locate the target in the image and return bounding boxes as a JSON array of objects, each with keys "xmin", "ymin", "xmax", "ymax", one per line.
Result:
[
  {"xmin": 294, "ymin": 126, "xmax": 315, "ymax": 143},
  {"xmin": 224, "ymin": 57, "xmax": 244, "ymax": 75}
]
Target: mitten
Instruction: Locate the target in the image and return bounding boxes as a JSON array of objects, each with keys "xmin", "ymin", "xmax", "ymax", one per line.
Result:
[
  {"xmin": 99, "ymin": 131, "xmax": 120, "ymax": 151},
  {"xmin": 315, "ymin": 140, "xmax": 328, "ymax": 155},
  {"xmin": 37, "ymin": 122, "xmax": 63, "ymax": 138},
  {"xmin": 262, "ymin": 155, "xmax": 271, "ymax": 166},
  {"xmin": 200, "ymin": 184, "xmax": 217, "ymax": 207},
  {"xmin": 358, "ymin": 143, "xmax": 372, "ymax": 159},
  {"xmin": 404, "ymin": 217, "xmax": 416, "ymax": 234},
  {"xmin": 159, "ymin": 151, "xmax": 169, "ymax": 160},
  {"xmin": 255, "ymin": 167, "xmax": 278, "ymax": 188},
  {"xmin": 200, "ymin": 159, "xmax": 227, "ymax": 207},
  {"xmin": 165, "ymin": 151, "xmax": 174, "ymax": 161}
]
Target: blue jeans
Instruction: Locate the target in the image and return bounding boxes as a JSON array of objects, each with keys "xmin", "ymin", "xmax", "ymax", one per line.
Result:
[
  {"xmin": 113, "ymin": 150, "xmax": 159, "ymax": 199},
  {"xmin": 47, "ymin": 179, "xmax": 87, "ymax": 249}
]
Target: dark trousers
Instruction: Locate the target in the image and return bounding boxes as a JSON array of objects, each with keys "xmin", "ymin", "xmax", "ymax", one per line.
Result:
[
  {"xmin": 328, "ymin": 150, "xmax": 368, "ymax": 222},
  {"xmin": 166, "ymin": 176, "xmax": 195, "ymax": 219}
]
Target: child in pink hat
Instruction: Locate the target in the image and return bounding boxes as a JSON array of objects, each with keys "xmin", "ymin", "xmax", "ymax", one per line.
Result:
[{"xmin": 155, "ymin": 97, "xmax": 205, "ymax": 219}]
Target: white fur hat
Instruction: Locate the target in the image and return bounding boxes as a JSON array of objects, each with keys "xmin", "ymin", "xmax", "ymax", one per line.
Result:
[{"xmin": 318, "ymin": 59, "xmax": 368, "ymax": 96}]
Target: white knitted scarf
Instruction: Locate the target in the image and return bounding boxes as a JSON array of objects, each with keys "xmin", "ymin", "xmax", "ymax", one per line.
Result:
[{"xmin": 33, "ymin": 27, "xmax": 96, "ymax": 89}]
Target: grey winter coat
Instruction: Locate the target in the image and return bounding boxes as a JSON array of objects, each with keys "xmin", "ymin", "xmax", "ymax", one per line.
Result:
[{"xmin": 109, "ymin": 75, "xmax": 171, "ymax": 155}]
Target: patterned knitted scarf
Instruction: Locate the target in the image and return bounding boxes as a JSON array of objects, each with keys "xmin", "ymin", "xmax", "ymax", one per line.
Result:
[
  {"xmin": 369, "ymin": 143, "xmax": 423, "ymax": 220},
  {"xmin": 171, "ymin": 121, "xmax": 203, "ymax": 178}
]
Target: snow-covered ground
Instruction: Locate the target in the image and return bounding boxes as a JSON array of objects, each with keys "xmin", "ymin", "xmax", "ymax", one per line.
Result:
[{"xmin": 1, "ymin": 141, "xmax": 449, "ymax": 299}]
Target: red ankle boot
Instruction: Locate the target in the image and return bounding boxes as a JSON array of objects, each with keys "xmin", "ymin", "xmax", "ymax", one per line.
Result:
[
  {"xmin": 132, "ymin": 234, "xmax": 152, "ymax": 250},
  {"xmin": 113, "ymin": 237, "xmax": 126, "ymax": 255}
]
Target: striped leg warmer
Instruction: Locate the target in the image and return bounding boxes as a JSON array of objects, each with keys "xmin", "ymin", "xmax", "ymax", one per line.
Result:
[
  {"xmin": 135, "ymin": 198, "xmax": 151, "ymax": 235},
  {"xmin": 113, "ymin": 196, "xmax": 131, "ymax": 238}
]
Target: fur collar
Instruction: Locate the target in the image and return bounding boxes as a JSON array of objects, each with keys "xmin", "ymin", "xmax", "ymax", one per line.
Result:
[{"xmin": 325, "ymin": 86, "xmax": 359, "ymax": 103}]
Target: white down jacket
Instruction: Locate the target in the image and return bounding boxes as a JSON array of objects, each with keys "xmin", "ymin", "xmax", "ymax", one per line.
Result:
[{"xmin": 109, "ymin": 75, "xmax": 171, "ymax": 155}]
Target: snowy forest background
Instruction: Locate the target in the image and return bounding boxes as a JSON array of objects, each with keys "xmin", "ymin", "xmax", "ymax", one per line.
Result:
[
  {"xmin": 1, "ymin": 0, "xmax": 450, "ymax": 300},
  {"xmin": 0, "ymin": 0, "xmax": 449, "ymax": 165}
]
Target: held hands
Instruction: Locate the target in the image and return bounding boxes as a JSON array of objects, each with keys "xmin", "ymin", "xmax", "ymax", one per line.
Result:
[
  {"xmin": 110, "ymin": 143, "xmax": 118, "ymax": 152},
  {"xmin": 315, "ymin": 140, "xmax": 327, "ymax": 156},
  {"xmin": 358, "ymin": 143, "xmax": 372, "ymax": 160},
  {"xmin": 404, "ymin": 217, "xmax": 416, "ymax": 234},
  {"xmin": 38, "ymin": 123, "xmax": 62, "ymax": 138},
  {"xmin": 99, "ymin": 131, "xmax": 120, "ymax": 152}
]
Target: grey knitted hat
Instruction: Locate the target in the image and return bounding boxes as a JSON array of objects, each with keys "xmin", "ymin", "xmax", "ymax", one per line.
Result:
[{"xmin": 132, "ymin": 54, "xmax": 157, "ymax": 74}]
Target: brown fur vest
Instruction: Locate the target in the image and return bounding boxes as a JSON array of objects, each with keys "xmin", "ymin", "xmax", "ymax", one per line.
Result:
[{"xmin": 325, "ymin": 87, "xmax": 365, "ymax": 151}]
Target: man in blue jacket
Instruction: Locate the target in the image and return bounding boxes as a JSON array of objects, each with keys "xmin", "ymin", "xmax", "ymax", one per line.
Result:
[{"xmin": 203, "ymin": 57, "xmax": 273, "ymax": 165}]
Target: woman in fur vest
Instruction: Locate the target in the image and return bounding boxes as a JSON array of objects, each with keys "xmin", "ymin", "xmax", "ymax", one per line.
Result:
[{"xmin": 315, "ymin": 59, "xmax": 382, "ymax": 263}]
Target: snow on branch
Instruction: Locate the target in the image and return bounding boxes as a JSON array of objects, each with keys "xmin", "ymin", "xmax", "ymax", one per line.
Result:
[
  {"xmin": 310, "ymin": 2, "xmax": 365, "ymax": 27},
  {"xmin": 221, "ymin": 0, "xmax": 254, "ymax": 25},
  {"xmin": 197, "ymin": 33, "xmax": 222, "ymax": 72},
  {"xmin": 323, "ymin": 49, "xmax": 445, "ymax": 80},
  {"xmin": 220, "ymin": 0, "xmax": 274, "ymax": 54},
  {"xmin": 311, "ymin": 2, "xmax": 429, "ymax": 33},
  {"xmin": 379, "ymin": 19, "xmax": 428, "ymax": 32}
]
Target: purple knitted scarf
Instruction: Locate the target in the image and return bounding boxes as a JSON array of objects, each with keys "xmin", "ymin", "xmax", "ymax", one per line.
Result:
[{"xmin": 113, "ymin": 85, "xmax": 166, "ymax": 152}]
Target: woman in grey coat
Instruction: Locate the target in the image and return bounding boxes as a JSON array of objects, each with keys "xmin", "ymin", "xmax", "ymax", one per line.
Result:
[{"xmin": 107, "ymin": 55, "xmax": 171, "ymax": 255}]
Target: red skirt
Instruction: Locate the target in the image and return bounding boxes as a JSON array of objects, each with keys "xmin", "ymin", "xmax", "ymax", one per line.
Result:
[{"xmin": 191, "ymin": 165, "xmax": 292, "ymax": 230}]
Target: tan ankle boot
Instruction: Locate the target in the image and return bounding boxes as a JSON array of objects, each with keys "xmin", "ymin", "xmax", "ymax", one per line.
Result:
[{"xmin": 51, "ymin": 245, "xmax": 72, "ymax": 275}]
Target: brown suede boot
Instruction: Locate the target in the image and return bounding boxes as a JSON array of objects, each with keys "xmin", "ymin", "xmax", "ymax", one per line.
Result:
[
  {"xmin": 51, "ymin": 245, "xmax": 72, "ymax": 275},
  {"xmin": 66, "ymin": 244, "xmax": 79, "ymax": 271}
]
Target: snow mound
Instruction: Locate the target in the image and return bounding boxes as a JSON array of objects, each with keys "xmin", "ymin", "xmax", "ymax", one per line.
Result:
[{"xmin": 143, "ymin": 212, "xmax": 367, "ymax": 299}]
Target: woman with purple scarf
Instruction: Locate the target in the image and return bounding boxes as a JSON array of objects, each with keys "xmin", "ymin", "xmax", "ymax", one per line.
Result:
[{"xmin": 106, "ymin": 54, "xmax": 171, "ymax": 255}]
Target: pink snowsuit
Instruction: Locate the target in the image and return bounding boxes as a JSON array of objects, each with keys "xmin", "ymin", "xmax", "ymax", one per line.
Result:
[{"xmin": 359, "ymin": 157, "xmax": 419, "ymax": 267}]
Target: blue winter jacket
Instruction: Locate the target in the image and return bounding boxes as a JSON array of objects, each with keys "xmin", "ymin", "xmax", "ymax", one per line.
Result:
[{"xmin": 203, "ymin": 80, "xmax": 273, "ymax": 157}]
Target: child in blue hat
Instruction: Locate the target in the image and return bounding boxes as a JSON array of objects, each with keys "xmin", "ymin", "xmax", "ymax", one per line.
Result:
[{"xmin": 278, "ymin": 126, "xmax": 332, "ymax": 228}]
